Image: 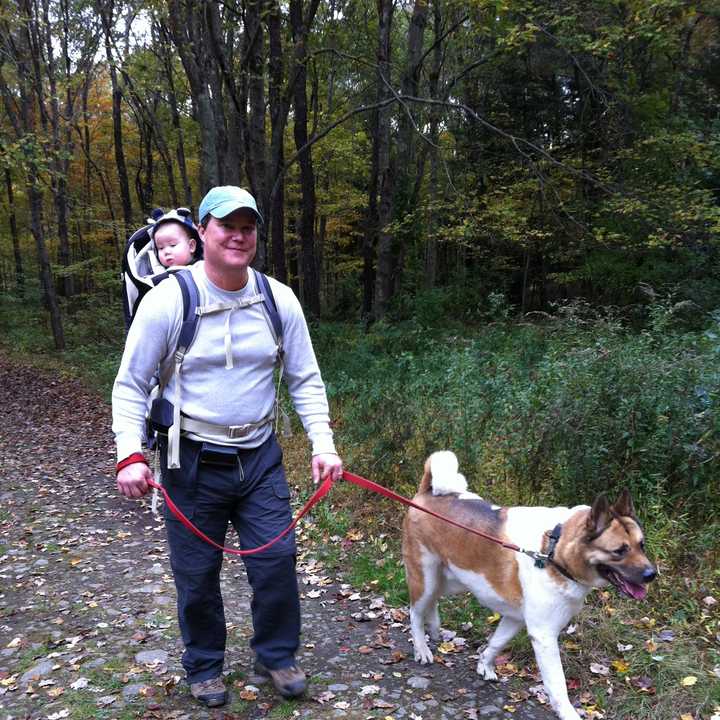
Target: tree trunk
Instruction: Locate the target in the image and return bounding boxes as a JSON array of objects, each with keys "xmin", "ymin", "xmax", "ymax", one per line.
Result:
[
  {"xmin": 5, "ymin": 168, "xmax": 24, "ymax": 298},
  {"xmin": 289, "ymin": 0, "xmax": 321, "ymax": 316},
  {"xmin": 167, "ymin": 0, "xmax": 221, "ymax": 191},
  {"xmin": 159, "ymin": 23, "xmax": 193, "ymax": 210},
  {"xmin": 424, "ymin": 2, "xmax": 443, "ymax": 289},
  {"xmin": 12, "ymin": 0, "xmax": 65, "ymax": 349},
  {"xmin": 246, "ymin": 0, "xmax": 268, "ymax": 270},
  {"xmin": 372, "ymin": 0, "xmax": 395, "ymax": 320},
  {"xmin": 266, "ymin": 0, "xmax": 288, "ymax": 282},
  {"xmin": 203, "ymin": 1, "xmax": 244, "ymax": 190},
  {"xmin": 98, "ymin": 0, "xmax": 133, "ymax": 230}
]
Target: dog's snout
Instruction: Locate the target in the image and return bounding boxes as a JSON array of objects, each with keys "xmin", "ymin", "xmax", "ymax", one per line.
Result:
[{"xmin": 643, "ymin": 566, "xmax": 657, "ymax": 583}]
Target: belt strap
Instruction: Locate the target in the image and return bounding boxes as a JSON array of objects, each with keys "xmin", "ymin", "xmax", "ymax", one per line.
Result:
[{"xmin": 179, "ymin": 413, "xmax": 274, "ymax": 440}]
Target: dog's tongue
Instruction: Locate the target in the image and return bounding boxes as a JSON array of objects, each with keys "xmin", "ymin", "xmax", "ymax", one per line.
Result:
[{"xmin": 619, "ymin": 576, "xmax": 647, "ymax": 600}]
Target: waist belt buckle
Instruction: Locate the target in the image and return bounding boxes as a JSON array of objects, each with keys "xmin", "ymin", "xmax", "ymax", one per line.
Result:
[{"xmin": 228, "ymin": 423, "xmax": 252, "ymax": 439}]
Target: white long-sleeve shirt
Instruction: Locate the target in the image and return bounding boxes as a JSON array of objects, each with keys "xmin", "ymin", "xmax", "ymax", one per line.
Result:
[{"xmin": 112, "ymin": 263, "xmax": 336, "ymax": 461}]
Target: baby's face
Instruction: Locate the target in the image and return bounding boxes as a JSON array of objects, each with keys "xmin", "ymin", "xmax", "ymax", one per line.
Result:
[{"xmin": 154, "ymin": 222, "xmax": 196, "ymax": 268}]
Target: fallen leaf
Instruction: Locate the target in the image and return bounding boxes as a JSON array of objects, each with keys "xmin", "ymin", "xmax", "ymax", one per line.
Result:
[
  {"xmin": 373, "ymin": 698, "xmax": 396, "ymax": 709},
  {"xmin": 380, "ymin": 650, "xmax": 406, "ymax": 665},
  {"xmin": 590, "ymin": 663, "xmax": 610, "ymax": 676},
  {"xmin": 314, "ymin": 690, "xmax": 336, "ymax": 704},
  {"xmin": 629, "ymin": 675, "xmax": 655, "ymax": 694},
  {"xmin": 611, "ymin": 659, "xmax": 630, "ymax": 674},
  {"xmin": 359, "ymin": 684, "xmax": 380, "ymax": 695},
  {"xmin": 437, "ymin": 641, "xmax": 457, "ymax": 654},
  {"xmin": 681, "ymin": 676, "xmax": 698, "ymax": 687}
]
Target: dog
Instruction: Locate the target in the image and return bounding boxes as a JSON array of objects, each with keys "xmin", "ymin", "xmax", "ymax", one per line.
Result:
[{"xmin": 402, "ymin": 451, "xmax": 657, "ymax": 720}]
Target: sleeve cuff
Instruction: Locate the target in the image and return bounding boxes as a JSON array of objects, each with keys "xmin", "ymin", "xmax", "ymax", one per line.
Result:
[
  {"xmin": 309, "ymin": 431, "xmax": 337, "ymax": 457},
  {"xmin": 116, "ymin": 433, "xmax": 145, "ymax": 463}
]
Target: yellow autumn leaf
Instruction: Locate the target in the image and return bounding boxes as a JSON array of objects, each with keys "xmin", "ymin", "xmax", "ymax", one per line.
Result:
[
  {"xmin": 612, "ymin": 659, "xmax": 630, "ymax": 673},
  {"xmin": 486, "ymin": 612, "xmax": 501, "ymax": 624},
  {"xmin": 437, "ymin": 641, "xmax": 456, "ymax": 654},
  {"xmin": 680, "ymin": 714, "xmax": 694, "ymax": 720},
  {"xmin": 681, "ymin": 676, "xmax": 698, "ymax": 686}
]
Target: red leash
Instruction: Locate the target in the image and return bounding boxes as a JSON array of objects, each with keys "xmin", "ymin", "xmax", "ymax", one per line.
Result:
[
  {"xmin": 341, "ymin": 470, "xmax": 524, "ymax": 553},
  {"xmin": 146, "ymin": 475, "xmax": 334, "ymax": 556},
  {"xmin": 148, "ymin": 470, "xmax": 526, "ymax": 556}
]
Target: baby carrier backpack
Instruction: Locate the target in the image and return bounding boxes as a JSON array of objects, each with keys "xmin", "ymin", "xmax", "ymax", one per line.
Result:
[{"xmin": 121, "ymin": 208, "xmax": 203, "ymax": 330}]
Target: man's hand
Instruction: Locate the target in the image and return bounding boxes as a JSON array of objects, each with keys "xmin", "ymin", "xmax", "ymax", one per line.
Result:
[
  {"xmin": 312, "ymin": 453, "xmax": 343, "ymax": 486},
  {"xmin": 116, "ymin": 462, "xmax": 153, "ymax": 499}
]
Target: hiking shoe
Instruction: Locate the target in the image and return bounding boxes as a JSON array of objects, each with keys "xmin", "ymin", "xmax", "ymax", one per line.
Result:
[
  {"xmin": 189, "ymin": 676, "xmax": 227, "ymax": 707},
  {"xmin": 253, "ymin": 660, "xmax": 307, "ymax": 698}
]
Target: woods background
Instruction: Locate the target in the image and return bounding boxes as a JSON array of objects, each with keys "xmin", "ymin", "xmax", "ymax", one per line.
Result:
[
  {"xmin": 1, "ymin": 4, "xmax": 719, "ymax": 716},
  {"xmin": 0, "ymin": 0, "xmax": 718, "ymax": 351}
]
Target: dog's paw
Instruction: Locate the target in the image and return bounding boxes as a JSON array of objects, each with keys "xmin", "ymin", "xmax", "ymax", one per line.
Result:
[
  {"xmin": 414, "ymin": 644, "xmax": 435, "ymax": 664},
  {"xmin": 476, "ymin": 658, "xmax": 498, "ymax": 681}
]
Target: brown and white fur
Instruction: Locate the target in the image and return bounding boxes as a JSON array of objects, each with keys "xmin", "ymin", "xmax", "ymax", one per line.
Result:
[{"xmin": 402, "ymin": 451, "xmax": 657, "ymax": 720}]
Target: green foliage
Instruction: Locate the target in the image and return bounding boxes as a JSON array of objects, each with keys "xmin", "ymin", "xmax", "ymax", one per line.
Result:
[{"xmin": 319, "ymin": 300, "xmax": 720, "ymax": 536}]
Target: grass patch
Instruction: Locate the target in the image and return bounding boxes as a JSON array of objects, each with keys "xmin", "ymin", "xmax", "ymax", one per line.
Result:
[{"xmin": 267, "ymin": 700, "xmax": 298, "ymax": 718}]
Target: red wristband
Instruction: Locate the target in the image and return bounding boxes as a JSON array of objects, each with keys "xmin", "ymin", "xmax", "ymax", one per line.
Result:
[{"xmin": 116, "ymin": 453, "xmax": 148, "ymax": 474}]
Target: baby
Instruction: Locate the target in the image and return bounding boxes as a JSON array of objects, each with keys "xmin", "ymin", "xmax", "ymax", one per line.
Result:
[{"xmin": 150, "ymin": 207, "xmax": 200, "ymax": 268}]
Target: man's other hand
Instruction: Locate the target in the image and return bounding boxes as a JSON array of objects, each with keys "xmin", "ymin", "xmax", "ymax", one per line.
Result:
[
  {"xmin": 311, "ymin": 453, "xmax": 343, "ymax": 486},
  {"xmin": 117, "ymin": 462, "xmax": 153, "ymax": 499}
]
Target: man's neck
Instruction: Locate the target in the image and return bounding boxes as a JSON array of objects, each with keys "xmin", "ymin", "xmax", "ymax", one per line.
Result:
[{"xmin": 205, "ymin": 264, "xmax": 250, "ymax": 292}]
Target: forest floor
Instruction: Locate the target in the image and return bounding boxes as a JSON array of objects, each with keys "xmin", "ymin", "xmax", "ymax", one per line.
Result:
[{"xmin": 0, "ymin": 353, "xmax": 557, "ymax": 720}]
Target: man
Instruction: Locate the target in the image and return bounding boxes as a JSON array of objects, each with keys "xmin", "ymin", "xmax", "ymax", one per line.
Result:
[{"xmin": 112, "ymin": 186, "xmax": 342, "ymax": 708}]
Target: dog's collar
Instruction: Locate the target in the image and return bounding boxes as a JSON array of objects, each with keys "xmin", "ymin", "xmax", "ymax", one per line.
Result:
[{"xmin": 532, "ymin": 524, "xmax": 578, "ymax": 583}]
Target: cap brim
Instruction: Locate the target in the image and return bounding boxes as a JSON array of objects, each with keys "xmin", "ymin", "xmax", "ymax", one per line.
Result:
[{"xmin": 210, "ymin": 200, "xmax": 262, "ymax": 223}]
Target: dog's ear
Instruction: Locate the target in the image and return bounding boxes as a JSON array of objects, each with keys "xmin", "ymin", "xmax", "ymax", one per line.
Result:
[
  {"xmin": 586, "ymin": 494, "xmax": 612, "ymax": 538},
  {"xmin": 612, "ymin": 488, "xmax": 635, "ymax": 519}
]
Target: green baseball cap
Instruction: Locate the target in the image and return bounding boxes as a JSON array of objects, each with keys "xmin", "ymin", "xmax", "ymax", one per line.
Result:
[{"xmin": 198, "ymin": 186, "xmax": 263, "ymax": 224}]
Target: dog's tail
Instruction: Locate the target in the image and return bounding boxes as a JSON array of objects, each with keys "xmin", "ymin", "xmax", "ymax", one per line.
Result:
[{"xmin": 418, "ymin": 451, "xmax": 468, "ymax": 496}]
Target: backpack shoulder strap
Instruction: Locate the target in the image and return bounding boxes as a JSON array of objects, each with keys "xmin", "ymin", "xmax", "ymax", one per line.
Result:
[
  {"xmin": 173, "ymin": 269, "xmax": 201, "ymax": 353},
  {"xmin": 255, "ymin": 271, "xmax": 283, "ymax": 343}
]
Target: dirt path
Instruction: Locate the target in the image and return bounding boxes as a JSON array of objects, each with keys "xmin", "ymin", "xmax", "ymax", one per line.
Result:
[{"xmin": 0, "ymin": 356, "xmax": 556, "ymax": 720}]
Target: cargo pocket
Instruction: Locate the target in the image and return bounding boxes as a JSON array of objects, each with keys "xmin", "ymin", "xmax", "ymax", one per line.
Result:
[{"xmin": 272, "ymin": 476, "xmax": 291, "ymax": 500}]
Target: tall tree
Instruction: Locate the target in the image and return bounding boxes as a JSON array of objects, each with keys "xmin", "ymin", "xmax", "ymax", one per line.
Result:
[
  {"xmin": 289, "ymin": 0, "xmax": 322, "ymax": 316},
  {"xmin": 372, "ymin": 0, "xmax": 395, "ymax": 320},
  {"xmin": 0, "ymin": 0, "xmax": 65, "ymax": 349},
  {"xmin": 97, "ymin": 0, "xmax": 133, "ymax": 230}
]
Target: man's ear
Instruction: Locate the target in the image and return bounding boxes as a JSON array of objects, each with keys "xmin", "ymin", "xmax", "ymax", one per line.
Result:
[
  {"xmin": 612, "ymin": 488, "xmax": 635, "ymax": 518},
  {"xmin": 586, "ymin": 494, "xmax": 612, "ymax": 538}
]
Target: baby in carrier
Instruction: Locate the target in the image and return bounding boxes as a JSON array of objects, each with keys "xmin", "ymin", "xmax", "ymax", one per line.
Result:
[
  {"xmin": 121, "ymin": 207, "xmax": 202, "ymax": 329},
  {"xmin": 151, "ymin": 208, "xmax": 199, "ymax": 269}
]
